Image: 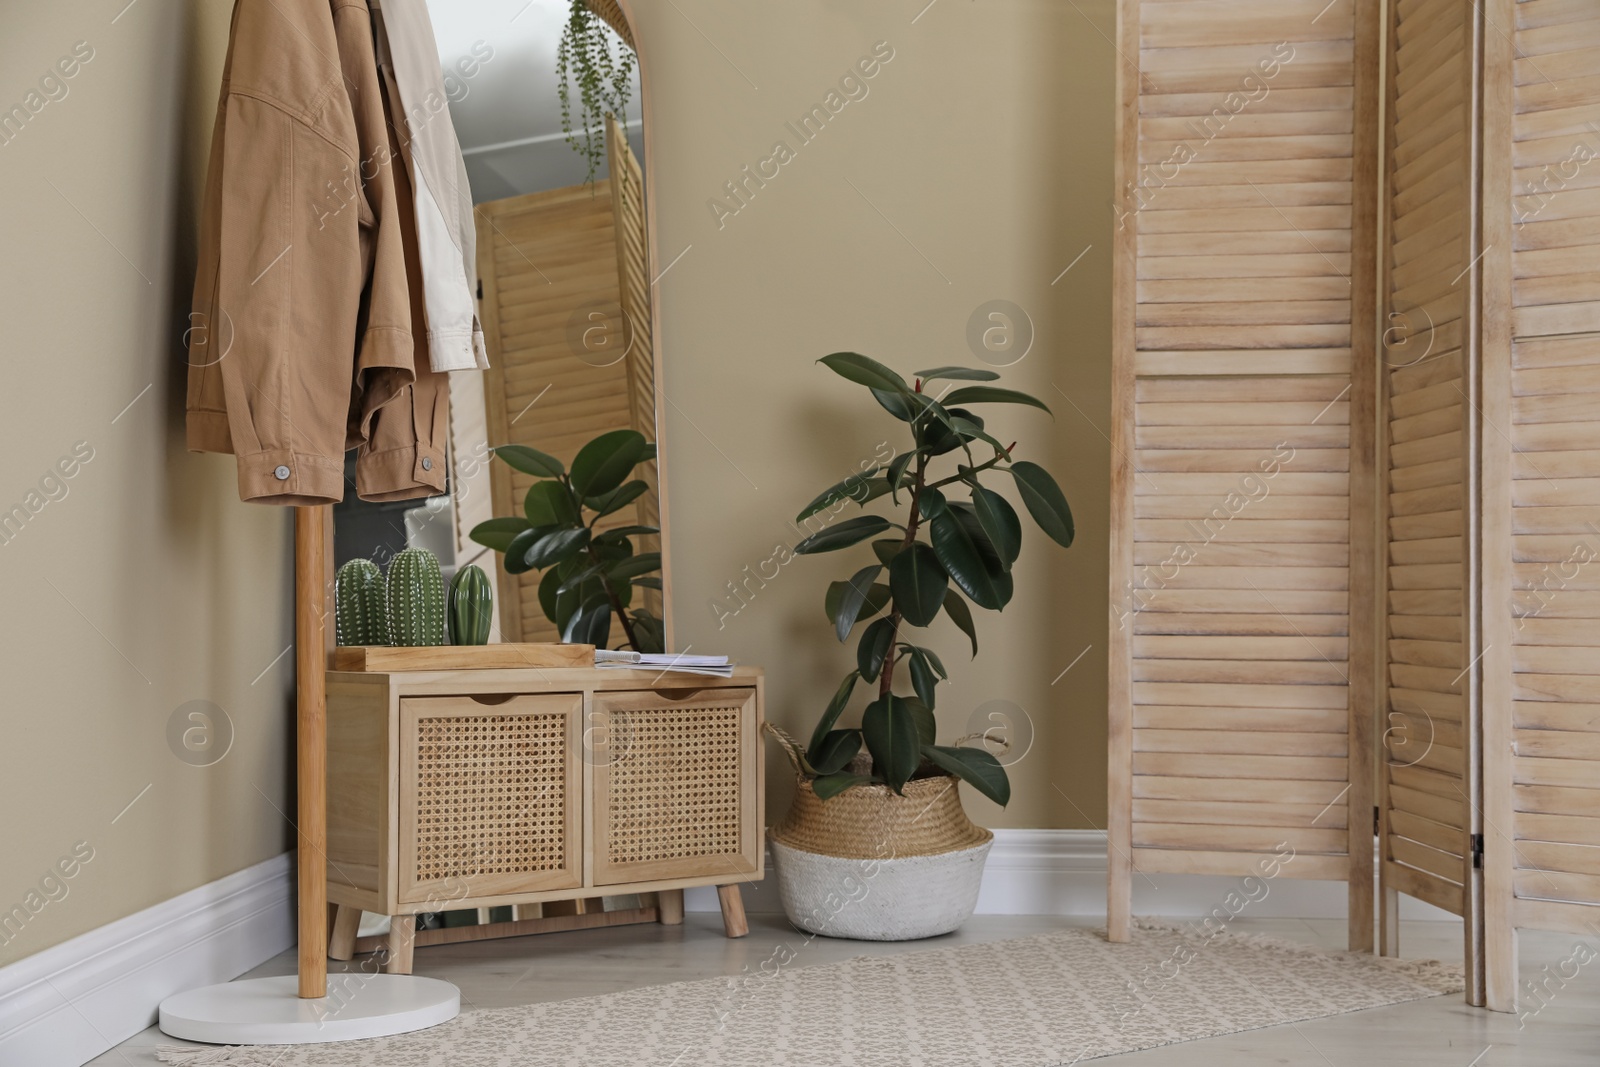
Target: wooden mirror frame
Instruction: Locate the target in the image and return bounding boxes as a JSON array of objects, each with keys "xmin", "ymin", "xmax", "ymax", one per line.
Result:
[{"xmin": 295, "ymin": 0, "xmax": 671, "ymax": 999}]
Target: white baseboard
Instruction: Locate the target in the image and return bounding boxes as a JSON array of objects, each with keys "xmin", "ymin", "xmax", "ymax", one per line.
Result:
[
  {"xmin": 0, "ymin": 852, "xmax": 295, "ymax": 1067},
  {"xmin": 686, "ymin": 829, "xmax": 1458, "ymax": 923}
]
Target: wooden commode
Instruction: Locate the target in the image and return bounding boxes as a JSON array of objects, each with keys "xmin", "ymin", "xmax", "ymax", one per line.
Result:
[{"xmin": 322, "ymin": 665, "xmax": 763, "ymax": 974}]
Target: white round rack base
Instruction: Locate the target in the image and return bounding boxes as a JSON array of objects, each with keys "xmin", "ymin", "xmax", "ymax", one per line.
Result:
[{"xmin": 158, "ymin": 974, "xmax": 459, "ymax": 1046}]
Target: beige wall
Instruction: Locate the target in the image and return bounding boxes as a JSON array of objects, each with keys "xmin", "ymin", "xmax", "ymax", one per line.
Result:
[
  {"xmin": 0, "ymin": 1, "xmax": 293, "ymax": 964},
  {"xmin": 0, "ymin": 0, "xmax": 1113, "ymax": 963},
  {"xmin": 630, "ymin": 0, "xmax": 1115, "ymax": 830}
]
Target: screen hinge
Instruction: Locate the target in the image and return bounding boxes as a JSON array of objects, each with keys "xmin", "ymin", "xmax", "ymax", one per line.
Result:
[
  {"xmin": 1373, "ymin": 805, "xmax": 1381, "ymax": 836},
  {"xmin": 1470, "ymin": 832, "xmax": 1485, "ymax": 868}
]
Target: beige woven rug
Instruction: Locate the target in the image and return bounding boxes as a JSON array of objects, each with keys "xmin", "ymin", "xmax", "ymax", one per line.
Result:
[{"xmin": 156, "ymin": 922, "xmax": 1461, "ymax": 1066}]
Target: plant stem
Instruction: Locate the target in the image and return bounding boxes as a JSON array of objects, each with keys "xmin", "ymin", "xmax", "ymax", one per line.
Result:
[
  {"xmin": 879, "ymin": 451, "xmax": 928, "ymax": 699},
  {"xmin": 926, "ymin": 450, "xmax": 1010, "ymax": 490},
  {"xmin": 585, "ymin": 542, "xmax": 641, "ymax": 650}
]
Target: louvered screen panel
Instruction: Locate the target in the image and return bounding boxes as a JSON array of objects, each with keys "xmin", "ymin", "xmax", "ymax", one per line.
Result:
[
  {"xmin": 1375, "ymin": 0, "xmax": 1480, "ymax": 976},
  {"xmin": 1109, "ymin": 0, "xmax": 1379, "ymax": 949},
  {"xmin": 1481, "ymin": 0, "xmax": 1600, "ymax": 1011},
  {"xmin": 606, "ymin": 115, "xmax": 662, "ymax": 619},
  {"xmin": 476, "ymin": 183, "xmax": 656, "ymax": 645}
]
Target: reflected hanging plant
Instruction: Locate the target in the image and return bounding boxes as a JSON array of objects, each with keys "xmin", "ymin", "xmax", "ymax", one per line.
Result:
[{"xmin": 555, "ymin": 0, "xmax": 635, "ymax": 183}]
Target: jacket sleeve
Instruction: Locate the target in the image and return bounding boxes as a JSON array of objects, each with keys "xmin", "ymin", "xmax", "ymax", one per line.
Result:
[{"xmin": 184, "ymin": 0, "xmax": 373, "ymax": 505}]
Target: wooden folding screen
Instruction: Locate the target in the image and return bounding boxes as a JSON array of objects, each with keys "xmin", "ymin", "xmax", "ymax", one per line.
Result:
[
  {"xmin": 1480, "ymin": 0, "xmax": 1600, "ymax": 1013},
  {"xmin": 1108, "ymin": 0, "xmax": 1381, "ymax": 950},
  {"xmin": 606, "ymin": 115, "xmax": 662, "ymax": 619},
  {"xmin": 1374, "ymin": 0, "xmax": 1485, "ymax": 1004}
]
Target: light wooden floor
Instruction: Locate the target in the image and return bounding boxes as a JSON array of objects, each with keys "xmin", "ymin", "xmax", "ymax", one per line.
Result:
[{"xmin": 94, "ymin": 914, "xmax": 1597, "ymax": 1065}]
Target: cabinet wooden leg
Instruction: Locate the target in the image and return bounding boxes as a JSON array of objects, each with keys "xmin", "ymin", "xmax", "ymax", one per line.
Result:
[
  {"xmin": 657, "ymin": 888, "xmax": 684, "ymax": 926},
  {"xmin": 716, "ymin": 885, "xmax": 748, "ymax": 938},
  {"xmin": 328, "ymin": 904, "xmax": 361, "ymax": 961},
  {"xmin": 386, "ymin": 914, "xmax": 416, "ymax": 975}
]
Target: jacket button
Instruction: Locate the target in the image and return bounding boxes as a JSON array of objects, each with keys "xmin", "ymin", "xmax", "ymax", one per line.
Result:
[
  {"xmin": 421, "ymin": 457, "xmax": 433, "ymax": 471},
  {"xmin": 273, "ymin": 465, "xmax": 291, "ymax": 481}
]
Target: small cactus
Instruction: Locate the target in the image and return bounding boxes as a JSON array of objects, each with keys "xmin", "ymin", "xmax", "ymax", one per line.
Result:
[
  {"xmin": 387, "ymin": 548, "xmax": 447, "ymax": 647},
  {"xmin": 335, "ymin": 559, "xmax": 390, "ymax": 646},
  {"xmin": 448, "ymin": 565, "xmax": 494, "ymax": 645}
]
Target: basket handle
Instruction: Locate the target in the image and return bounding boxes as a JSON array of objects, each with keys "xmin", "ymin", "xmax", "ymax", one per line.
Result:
[{"xmin": 761, "ymin": 721, "xmax": 810, "ymax": 775}]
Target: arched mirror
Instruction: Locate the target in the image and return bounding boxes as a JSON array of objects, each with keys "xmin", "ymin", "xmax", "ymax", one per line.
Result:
[{"xmin": 332, "ymin": 0, "xmax": 667, "ymax": 653}]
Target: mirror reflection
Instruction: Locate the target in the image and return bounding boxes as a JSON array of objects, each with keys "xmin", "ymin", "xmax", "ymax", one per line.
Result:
[{"xmin": 333, "ymin": 0, "xmax": 661, "ymax": 651}]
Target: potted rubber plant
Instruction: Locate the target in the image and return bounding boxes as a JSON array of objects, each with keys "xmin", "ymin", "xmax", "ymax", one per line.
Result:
[
  {"xmin": 469, "ymin": 429, "xmax": 664, "ymax": 653},
  {"xmin": 768, "ymin": 352, "xmax": 1073, "ymax": 940}
]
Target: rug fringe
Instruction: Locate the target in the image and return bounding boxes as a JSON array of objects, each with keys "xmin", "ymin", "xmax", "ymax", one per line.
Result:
[{"xmin": 154, "ymin": 1044, "xmax": 277, "ymax": 1065}]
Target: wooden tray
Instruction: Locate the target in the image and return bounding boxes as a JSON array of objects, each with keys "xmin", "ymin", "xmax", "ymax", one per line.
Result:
[{"xmin": 332, "ymin": 643, "xmax": 595, "ymax": 672}]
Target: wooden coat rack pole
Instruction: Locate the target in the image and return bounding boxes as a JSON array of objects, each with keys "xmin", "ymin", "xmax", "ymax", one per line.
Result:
[
  {"xmin": 294, "ymin": 505, "xmax": 329, "ymax": 999},
  {"xmin": 157, "ymin": 503, "xmax": 456, "ymax": 1042}
]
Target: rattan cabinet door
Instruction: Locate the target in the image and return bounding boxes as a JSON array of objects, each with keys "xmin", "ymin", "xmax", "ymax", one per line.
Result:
[
  {"xmin": 589, "ymin": 687, "xmax": 760, "ymax": 886},
  {"xmin": 398, "ymin": 693, "xmax": 583, "ymax": 905}
]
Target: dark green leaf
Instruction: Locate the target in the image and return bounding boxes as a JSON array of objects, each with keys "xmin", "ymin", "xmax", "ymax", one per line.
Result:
[
  {"xmin": 922, "ymin": 745, "xmax": 1010, "ymax": 806},
  {"xmin": 970, "ymin": 485, "xmax": 1022, "ymax": 568},
  {"xmin": 909, "ymin": 651, "xmax": 940, "ymax": 710},
  {"xmin": 941, "ymin": 386, "xmax": 1053, "ymax": 415},
  {"xmin": 824, "ymin": 580, "xmax": 892, "ymax": 634},
  {"xmin": 889, "ymin": 543, "xmax": 948, "ymax": 627},
  {"xmin": 886, "ymin": 451, "xmax": 917, "ymax": 499},
  {"xmin": 492, "ymin": 444, "xmax": 564, "ymax": 478},
  {"xmin": 912, "ymin": 644, "xmax": 948, "ymax": 678},
  {"xmin": 944, "ymin": 590, "xmax": 979, "ymax": 656},
  {"xmin": 832, "ymin": 565, "xmax": 884, "ymax": 642},
  {"xmin": 808, "ymin": 671, "xmax": 860, "ymax": 754},
  {"xmin": 915, "ymin": 365, "xmax": 1001, "ymax": 382},
  {"xmin": 812, "ymin": 772, "xmax": 874, "ymax": 800},
  {"xmin": 551, "ymin": 559, "xmax": 596, "ymax": 631},
  {"xmin": 629, "ymin": 610, "xmax": 665, "ymax": 654},
  {"xmin": 1008, "ymin": 461, "xmax": 1075, "ymax": 548},
  {"xmin": 810, "ymin": 729, "xmax": 862, "ymax": 775},
  {"xmin": 563, "ymin": 596, "xmax": 612, "ymax": 646},
  {"xmin": 917, "ymin": 487, "xmax": 947, "ymax": 520},
  {"xmin": 856, "ymin": 617, "xmax": 896, "ymax": 683},
  {"xmin": 591, "ymin": 536, "xmax": 632, "ymax": 562},
  {"xmin": 794, "ymin": 515, "xmax": 894, "ymax": 554},
  {"xmin": 538, "ymin": 566, "xmax": 562, "ymax": 623},
  {"xmin": 570, "ymin": 429, "xmax": 648, "ymax": 497},
  {"xmin": 951, "ymin": 416, "xmax": 1010, "ymax": 455},
  {"xmin": 634, "ymin": 576, "xmax": 663, "ymax": 590},
  {"xmin": 929, "ymin": 510, "xmax": 1013, "ymax": 610},
  {"xmin": 503, "ymin": 526, "xmax": 554, "ymax": 574},
  {"xmin": 861, "ymin": 695, "xmax": 921, "ymax": 793},
  {"xmin": 594, "ymin": 524, "xmax": 659, "ymax": 543},
  {"xmin": 585, "ymin": 479, "xmax": 649, "ymax": 517},
  {"xmin": 872, "ymin": 388, "xmax": 915, "ymax": 421},
  {"xmin": 523, "ymin": 480, "xmax": 579, "ymax": 527},
  {"xmin": 904, "ymin": 696, "xmax": 937, "ymax": 746},
  {"xmin": 606, "ymin": 552, "xmax": 662, "ymax": 582},
  {"xmin": 556, "ymin": 560, "xmax": 607, "ymax": 595},
  {"xmin": 871, "ymin": 538, "xmax": 904, "ymax": 567},
  {"xmin": 470, "ymin": 516, "xmax": 532, "ymax": 552},
  {"xmin": 818, "ymin": 352, "xmax": 912, "ymax": 394},
  {"xmin": 795, "ymin": 469, "xmax": 887, "ymax": 522},
  {"xmin": 524, "ymin": 526, "xmax": 591, "ymax": 569}
]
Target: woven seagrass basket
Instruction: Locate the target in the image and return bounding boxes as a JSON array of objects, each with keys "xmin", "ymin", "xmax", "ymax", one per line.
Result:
[{"xmin": 771, "ymin": 773, "xmax": 991, "ymax": 859}]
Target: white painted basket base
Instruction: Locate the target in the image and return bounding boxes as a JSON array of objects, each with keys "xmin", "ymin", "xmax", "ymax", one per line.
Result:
[
  {"xmin": 770, "ymin": 836, "xmax": 993, "ymax": 941},
  {"xmin": 158, "ymin": 974, "xmax": 459, "ymax": 1047}
]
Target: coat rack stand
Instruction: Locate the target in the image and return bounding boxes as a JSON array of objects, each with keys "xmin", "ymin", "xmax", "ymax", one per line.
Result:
[{"xmin": 156, "ymin": 506, "xmax": 460, "ymax": 1047}]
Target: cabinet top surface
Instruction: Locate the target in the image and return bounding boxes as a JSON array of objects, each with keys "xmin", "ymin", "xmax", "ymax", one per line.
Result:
[{"xmin": 326, "ymin": 664, "xmax": 763, "ymax": 693}]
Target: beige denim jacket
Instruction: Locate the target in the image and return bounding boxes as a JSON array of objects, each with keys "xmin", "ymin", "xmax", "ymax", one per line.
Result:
[{"xmin": 186, "ymin": 0, "xmax": 448, "ymax": 505}]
